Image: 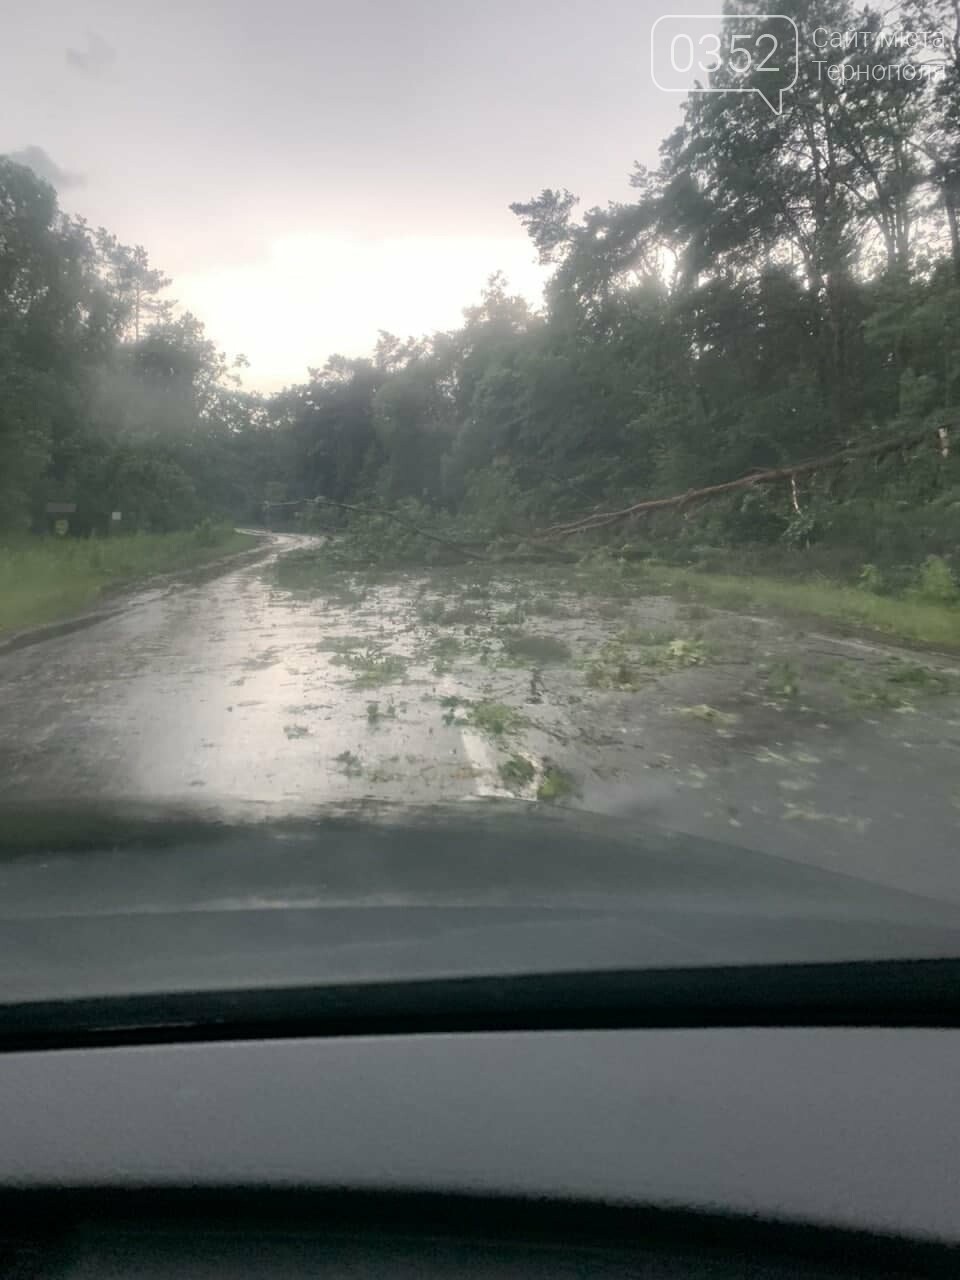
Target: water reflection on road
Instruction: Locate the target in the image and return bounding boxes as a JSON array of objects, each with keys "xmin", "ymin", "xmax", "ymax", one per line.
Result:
[{"xmin": 1, "ymin": 530, "xmax": 959, "ymax": 903}]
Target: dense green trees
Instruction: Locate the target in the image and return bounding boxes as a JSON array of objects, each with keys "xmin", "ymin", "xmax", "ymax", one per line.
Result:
[
  {"xmin": 0, "ymin": 157, "xmax": 268, "ymax": 534},
  {"xmin": 2, "ymin": 0, "xmax": 959, "ymax": 579}
]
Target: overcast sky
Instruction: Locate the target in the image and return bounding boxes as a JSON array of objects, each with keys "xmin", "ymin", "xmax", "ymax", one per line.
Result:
[{"xmin": 3, "ymin": 0, "xmax": 718, "ymax": 390}]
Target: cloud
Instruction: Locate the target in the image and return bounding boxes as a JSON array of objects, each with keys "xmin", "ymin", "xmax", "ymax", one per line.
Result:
[
  {"xmin": 8, "ymin": 146, "xmax": 85, "ymax": 190},
  {"xmin": 174, "ymin": 232, "xmax": 549, "ymax": 391},
  {"xmin": 65, "ymin": 30, "xmax": 116, "ymax": 78}
]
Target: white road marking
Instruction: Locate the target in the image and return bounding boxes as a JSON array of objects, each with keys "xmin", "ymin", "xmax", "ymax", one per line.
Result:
[{"xmin": 436, "ymin": 675, "xmax": 512, "ymax": 799}]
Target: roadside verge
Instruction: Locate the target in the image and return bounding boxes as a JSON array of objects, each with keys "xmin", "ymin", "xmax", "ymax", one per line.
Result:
[{"xmin": 0, "ymin": 533, "xmax": 271, "ymax": 656}]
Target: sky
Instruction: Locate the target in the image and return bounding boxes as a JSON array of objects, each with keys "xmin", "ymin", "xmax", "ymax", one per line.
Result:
[{"xmin": 2, "ymin": 0, "xmax": 719, "ymax": 391}]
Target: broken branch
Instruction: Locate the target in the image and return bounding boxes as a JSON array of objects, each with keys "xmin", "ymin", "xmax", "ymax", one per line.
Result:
[{"xmin": 307, "ymin": 496, "xmax": 489, "ymax": 560}]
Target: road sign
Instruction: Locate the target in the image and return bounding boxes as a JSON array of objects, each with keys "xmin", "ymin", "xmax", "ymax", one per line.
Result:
[{"xmin": 111, "ymin": 511, "xmax": 122, "ymax": 521}]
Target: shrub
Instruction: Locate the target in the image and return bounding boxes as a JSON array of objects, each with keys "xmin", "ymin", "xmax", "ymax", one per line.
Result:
[
  {"xmin": 498, "ymin": 754, "xmax": 536, "ymax": 788},
  {"xmin": 911, "ymin": 555, "xmax": 958, "ymax": 604},
  {"xmin": 193, "ymin": 516, "xmax": 219, "ymax": 547},
  {"xmin": 537, "ymin": 762, "xmax": 576, "ymax": 802},
  {"xmin": 858, "ymin": 563, "xmax": 884, "ymax": 594}
]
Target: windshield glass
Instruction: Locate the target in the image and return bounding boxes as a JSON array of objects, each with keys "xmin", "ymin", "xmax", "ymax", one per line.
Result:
[{"xmin": 2, "ymin": 1, "xmax": 960, "ymax": 984}]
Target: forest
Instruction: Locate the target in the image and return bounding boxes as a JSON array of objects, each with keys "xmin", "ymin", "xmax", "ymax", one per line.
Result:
[{"xmin": 2, "ymin": 0, "xmax": 960, "ymax": 603}]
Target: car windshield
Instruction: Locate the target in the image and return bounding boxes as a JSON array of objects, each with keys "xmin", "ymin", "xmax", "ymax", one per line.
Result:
[{"xmin": 1, "ymin": 1, "xmax": 960, "ymax": 982}]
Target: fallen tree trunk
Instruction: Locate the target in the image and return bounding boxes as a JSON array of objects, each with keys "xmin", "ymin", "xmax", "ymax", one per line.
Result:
[{"xmin": 532, "ymin": 427, "xmax": 950, "ymax": 539}]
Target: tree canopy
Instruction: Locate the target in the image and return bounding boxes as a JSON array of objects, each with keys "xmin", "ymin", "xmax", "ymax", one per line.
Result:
[{"xmin": 3, "ymin": 0, "xmax": 959, "ymax": 579}]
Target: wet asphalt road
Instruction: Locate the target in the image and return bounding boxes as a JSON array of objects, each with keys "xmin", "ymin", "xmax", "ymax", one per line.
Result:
[
  {"xmin": 0, "ymin": 534, "xmax": 503, "ymax": 816},
  {"xmin": 1, "ymin": 530, "xmax": 959, "ymax": 903}
]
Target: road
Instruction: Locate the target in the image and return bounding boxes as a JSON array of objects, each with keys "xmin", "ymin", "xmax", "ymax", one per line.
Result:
[
  {"xmin": 0, "ymin": 533, "xmax": 513, "ymax": 815},
  {"xmin": 1, "ymin": 530, "xmax": 959, "ymax": 902}
]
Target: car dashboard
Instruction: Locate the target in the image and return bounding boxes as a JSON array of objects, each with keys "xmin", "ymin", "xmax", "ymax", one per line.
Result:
[{"xmin": 1, "ymin": 1025, "xmax": 959, "ymax": 1277}]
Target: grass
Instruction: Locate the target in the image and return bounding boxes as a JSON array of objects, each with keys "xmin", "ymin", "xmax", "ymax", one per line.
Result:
[
  {"xmin": 584, "ymin": 646, "xmax": 647, "ymax": 691},
  {"xmin": 428, "ymin": 633, "xmax": 464, "ymax": 674},
  {"xmin": 500, "ymin": 631, "xmax": 572, "ymax": 665},
  {"xmin": 330, "ymin": 646, "xmax": 409, "ymax": 687},
  {"xmin": 334, "ymin": 749, "xmax": 364, "ymax": 777},
  {"xmin": 418, "ymin": 599, "xmax": 486, "ymax": 626},
  {"xmin": 315, "ymin": 634, "xmax": 370, "ymax": 652},
  {"xmin": 430, "ymin": 635, "xmax": 463, "ymax": 660},
  {"xmin": 764, "ymin": 661, "xmax": 800, "ymax": 700},
  {"xmin": 583, "ymin": 633, "xmax": 707, "ymax": 691},
  {"xmin": 494, "ymin": 604, "xmax": 528, "ymax": 626},
  {"xmin": 527, "ymin": 595, "xmax": 571, "ymax": 618},
  {"xmin": 537, "ymin": 762, "xmax": 577, "ymax": 802},
  {"xmin": 676, "ymin": 703, "xmax": 740, "ymax": 726},
  {"xmin": 0, "ymin": 527, "xmax": 256, "ymax": 636},
  {"xmin": 841, "ymin": 659, "xmax": 956, "ymax": 710},
  {"xmin": 618, "ymin": 625, "xmax": 677, "ymax": 647},
  {"xmin": 366, "ymin": 699, "xmax": 398, "ymax": 725},
  {"xmin": 886, "ymin": 662, "xmax": 953, "ymax": 692},
  {"xmin": 469, "ymin": 700, "xmax": 527, "ymax": 737},
  {"xmin": 640, "ymin": 563, "xmax": 960, "ymax": 650},
  {"xmin": 440, "ymin": 696, "xmax": 527, "ymax": 737},
  {"xmin": 498, "ymin": 754, "xmax": 536, "ymax": 788}
]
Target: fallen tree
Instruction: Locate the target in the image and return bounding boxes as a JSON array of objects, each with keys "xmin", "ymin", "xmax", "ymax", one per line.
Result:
[
  {"xmin": 266, "ymin": 425, "xmax": 953, "ymax": 565},
  {"xmin": 305, "ymin": 496, "xmax": 489, "ymax": 561},
  {"xmin": 277, "ymin": 495, "xmax": 579, "ymax": 563},
  {"xmin": 533, "ymin": 426, "xmax": 953, "ymax": 540}
]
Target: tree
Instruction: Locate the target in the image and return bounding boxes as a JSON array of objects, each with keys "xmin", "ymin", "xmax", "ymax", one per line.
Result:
[{"xmin": 94, "ymin": 232, "xmax": 173, "ymax": 341}]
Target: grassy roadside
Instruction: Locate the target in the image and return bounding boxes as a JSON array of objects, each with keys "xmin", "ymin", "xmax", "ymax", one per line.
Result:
[
  {"xmin": 640, "ymin": 563, "xmax": 960, "ymax": 651},
  {"xmin": 0, "ymin": 527, "xmax": 258, "ymax": 637}
]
